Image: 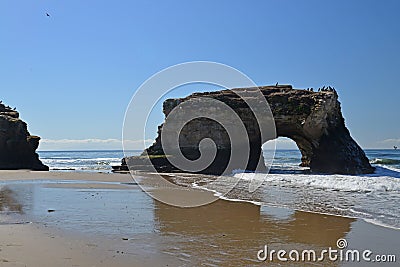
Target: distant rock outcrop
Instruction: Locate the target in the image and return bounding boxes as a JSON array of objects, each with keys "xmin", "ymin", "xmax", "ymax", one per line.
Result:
[
  {"xmin": 116, "ymin": 85, "xmax": 374, "ymax": 175},
  {"xmin": 0, "ymin": 102, "xmax": 48, "ymax": 171}
]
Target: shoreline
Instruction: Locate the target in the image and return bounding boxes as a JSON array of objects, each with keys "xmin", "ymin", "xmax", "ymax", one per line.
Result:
[
  {"xmin": 1, "ymin": 170, "xmax": 399, "ymax": 230},
  {"xmin": 1, "ymin": 170, "xmax": 400, "ymax": 230},
  {"xmin": 210, "ymin": 186, "xmax": 400, "ymax": 232},
  {"xmin": 1, "ymin": 170, "xmax": 399, "ymax": 266}
]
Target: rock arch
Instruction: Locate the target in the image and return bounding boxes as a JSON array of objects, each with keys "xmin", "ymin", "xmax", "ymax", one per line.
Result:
[{"xmin": 121, "ymin": 85, "xmax": 374, "ymax": 175}]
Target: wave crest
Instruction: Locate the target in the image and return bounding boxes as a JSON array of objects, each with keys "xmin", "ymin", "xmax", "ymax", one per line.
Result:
[
  {"xmin": 233, "ymin": 171, "xmax": 400, "ymax": 193},
  {"xmin": 370, "ymin": 158, "xmax": 400, "ymax": 165}
]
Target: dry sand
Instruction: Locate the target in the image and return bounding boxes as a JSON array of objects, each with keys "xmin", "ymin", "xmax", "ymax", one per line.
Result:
[
  {"xmin": 0, "ymin": 170, "xmax": 399, "ymax": 266},
  {"xmin": 0, "ymin": 170, "xmax": 133, "ymax": 183},
  {"xmin": 0, "ymin": 223, "xmax": 178, "ymax": 267}
]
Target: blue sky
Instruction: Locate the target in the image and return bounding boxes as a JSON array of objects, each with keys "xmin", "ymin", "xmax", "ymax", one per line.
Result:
[{"xmin": 1, "ymin": 0, "xmax": 399, "ymax": 150}]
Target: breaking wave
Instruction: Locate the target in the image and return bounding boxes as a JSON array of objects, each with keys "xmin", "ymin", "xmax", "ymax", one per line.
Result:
[{"xmin": 370, "ymin": 158, "xmax": 400, "ymax": 165}]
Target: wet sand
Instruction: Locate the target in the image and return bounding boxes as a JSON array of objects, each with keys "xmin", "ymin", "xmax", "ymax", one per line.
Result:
[{"xmin": 0, "ymin": 170, "xmax": 399, "ymax": 266}]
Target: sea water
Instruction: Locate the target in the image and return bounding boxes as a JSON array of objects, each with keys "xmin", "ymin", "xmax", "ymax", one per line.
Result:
[
  {"xmin": 36, "ymin": 149, "xmax": 400, "ymax": 229},
  {"xmin": 38, "ymin": 150, "xmax": 141, "ymax": 172}
]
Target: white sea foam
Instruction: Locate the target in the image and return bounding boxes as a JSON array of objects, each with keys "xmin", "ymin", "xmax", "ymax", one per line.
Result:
[
  {"xmin": 375, "ymin": 164, "xmax": 400, "ymax": 173},
  {"xmin": 233, "ymin": 169, "xmax": 400, "ymax": 193},
  {"xmin": 362, "ymin": 218, "xmax": 400, "ymax": 230},
  {"xmin": 192, "ymin": 182, "xmax": 263, "ymax": 206},
  {"xmin": 41, "ymin": 159, "xmax": 77, "ymax": 164}
]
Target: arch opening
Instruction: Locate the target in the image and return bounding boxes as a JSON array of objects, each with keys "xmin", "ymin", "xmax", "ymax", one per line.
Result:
[{"xmin": 262, "ymin": 137, "xmax": 310, "ymax": 173}]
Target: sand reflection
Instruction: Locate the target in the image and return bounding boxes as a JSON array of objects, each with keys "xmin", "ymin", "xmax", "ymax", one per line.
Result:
[
  {"xmin": 0, "ymin": 187, "xmax": 22, "ymax": 213},
  {"xmin": 154, "ymin": 199, "xmax": 354, "ymax": 266}
]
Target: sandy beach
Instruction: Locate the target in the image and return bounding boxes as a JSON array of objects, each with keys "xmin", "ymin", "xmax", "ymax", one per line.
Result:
[
  {"xmin": 0, "ymin": 170, "xmax": 399, "ymax": 266},
  {"xmin": 3, "ymin": 0, "xmax": 400, "ymax": 266}
]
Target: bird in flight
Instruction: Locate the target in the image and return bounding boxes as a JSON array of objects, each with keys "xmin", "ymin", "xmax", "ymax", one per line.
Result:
[{"xmin": 46, "ymin": 12, "xmax": 50, "ymax": 17}]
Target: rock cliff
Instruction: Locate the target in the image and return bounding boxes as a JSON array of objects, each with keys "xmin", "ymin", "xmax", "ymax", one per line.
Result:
[
  {"xmin": 118, "ymin": 85, "xmax": 374, "ymax": 175},
  {"xmin": 0, "ymin": 102, "xmax": 48, "ymax": 171}
]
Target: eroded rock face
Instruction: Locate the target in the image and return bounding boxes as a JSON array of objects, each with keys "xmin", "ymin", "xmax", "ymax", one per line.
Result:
[
  {"xmin": 0, "ymin": 103, "xmax": 48, "ymax": 171},
  {"xmin": 120, "ymin": 85, "xmax": 374, "ymax": 175}
]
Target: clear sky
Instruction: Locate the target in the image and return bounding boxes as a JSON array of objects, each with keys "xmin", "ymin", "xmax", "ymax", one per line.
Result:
[{"xmin": 1, "ymin": 0, "xmax": 399, "ymax": 150}]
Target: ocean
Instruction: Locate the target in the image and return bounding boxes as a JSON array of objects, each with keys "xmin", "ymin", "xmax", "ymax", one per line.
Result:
[
  {"xmin": 38, "ymin": 150, "xmax": 141, "ymax": 172},
  {"xmin": 38, "ymin": 149, "xmax": 400, "ymax": 229}
]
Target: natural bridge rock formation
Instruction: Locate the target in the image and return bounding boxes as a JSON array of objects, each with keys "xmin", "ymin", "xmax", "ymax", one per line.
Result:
[
  {"xmin": 0, "ymin": 102, "xmax": 48, "ymax": 171},
  {"xmin": 118, "ymin": 85, "xmax": 374, "ymax": 175}
]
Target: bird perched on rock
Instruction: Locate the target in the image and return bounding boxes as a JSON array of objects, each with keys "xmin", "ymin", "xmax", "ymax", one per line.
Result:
[{"xmin": 275, "ymin": 82, "xmax": 278, "ymax": 86}]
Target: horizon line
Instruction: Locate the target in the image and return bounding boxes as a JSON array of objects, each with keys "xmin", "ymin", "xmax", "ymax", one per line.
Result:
[{"xmin": 37, "ymin": 148, "xmax": 396, "ymax": 152}]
